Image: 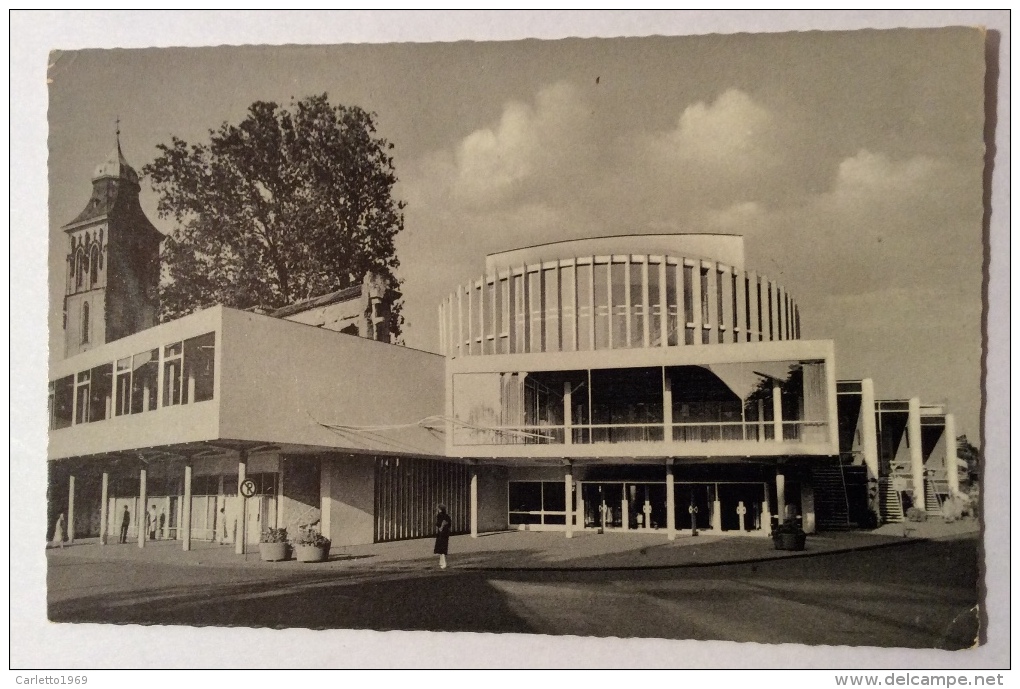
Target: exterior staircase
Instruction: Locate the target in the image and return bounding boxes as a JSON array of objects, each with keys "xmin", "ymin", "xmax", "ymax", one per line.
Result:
[
  {"xmin": 880, "ymin": 478, "xmax": 904, "ymax": 523},
  {"xmin": 813, "ymin": 462, "xmax": 867, "ymax": 530},
  {"xmin": 924, "ymin": 479, "xmax": 942, "ymax": 515}
]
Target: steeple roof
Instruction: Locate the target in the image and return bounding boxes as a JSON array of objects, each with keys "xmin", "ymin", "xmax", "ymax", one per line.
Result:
[{"xmin": 91, "ymin": 131, "xmax": 139, "ymax": 185}]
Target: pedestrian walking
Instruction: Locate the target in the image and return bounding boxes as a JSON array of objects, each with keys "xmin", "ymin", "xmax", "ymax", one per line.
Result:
[
  {"xmin": 119, "ymin": 505, "xmax": 130, "ymax": 543},
  {"xmin": 52, "ymin": 513, "xmax": 66, "ymax": 549},
  {"xmin": 434, "ymin": 504, "xmax": 452, "ymax": 569}
]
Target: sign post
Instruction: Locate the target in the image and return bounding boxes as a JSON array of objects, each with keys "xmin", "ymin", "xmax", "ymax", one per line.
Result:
[{"xmin": 239, "ymin": 479, "xmax": 256, "ymax": 556}]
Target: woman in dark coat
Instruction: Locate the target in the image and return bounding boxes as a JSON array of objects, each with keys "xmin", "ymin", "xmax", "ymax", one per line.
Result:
[{"xmin": 434, "ymin": 504, "xmax": 452, "ymax": 569}]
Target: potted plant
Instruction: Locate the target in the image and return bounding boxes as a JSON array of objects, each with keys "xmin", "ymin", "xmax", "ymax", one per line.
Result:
[
  {"xmin": 771, "ymin": 521, "xmax": 807, "ymax": 551},
  {"xmin": 259, "ymin": 527, "xmax": 290, "ymax": 561},
  {"xmin": 292, "ymin": 526, "xmax": 331, "ymax": 563}
]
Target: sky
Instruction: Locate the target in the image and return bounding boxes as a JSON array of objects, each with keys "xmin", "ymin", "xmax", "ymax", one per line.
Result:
[{"xmin": 45, "ymin": 27, "xmax": 988, "ymax": 441}]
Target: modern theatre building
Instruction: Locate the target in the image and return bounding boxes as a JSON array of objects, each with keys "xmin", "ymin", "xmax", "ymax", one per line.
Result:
[{"xmin": 47, "ymin": 146, "xmax": 966, "ymax": 552}]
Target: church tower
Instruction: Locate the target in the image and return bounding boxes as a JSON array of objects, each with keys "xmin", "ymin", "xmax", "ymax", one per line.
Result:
[{"xmin": 63, "ymin": 132, "xmax": 163, "ymax": 358}]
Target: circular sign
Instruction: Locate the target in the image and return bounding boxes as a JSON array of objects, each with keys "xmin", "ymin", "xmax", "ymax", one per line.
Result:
[{"xmin": 239, "ymin": 479, "xmax": 257, "ymax": 498}]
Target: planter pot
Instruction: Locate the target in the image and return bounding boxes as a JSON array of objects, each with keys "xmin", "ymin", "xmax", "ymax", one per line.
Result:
[
  {"xmin": 294, "ymin": 544, "xmax": 329, "ymax": 563},
  {"xmin": 773, "ymin": 533, "xmax": 807, "ymax": 551},
  {"xmin": 259, "ymin": 542, "xmax": 289, "ymax": 562}
]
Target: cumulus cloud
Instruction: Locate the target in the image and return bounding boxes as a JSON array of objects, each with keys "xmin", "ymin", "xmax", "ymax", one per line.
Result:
[
  {"xmin": 657, "ymin": 88, "xmax": 776, "ymax": 170},
  {"xmin": 449, "ymin": 82, "xmax": 595, "ymax": 208}
]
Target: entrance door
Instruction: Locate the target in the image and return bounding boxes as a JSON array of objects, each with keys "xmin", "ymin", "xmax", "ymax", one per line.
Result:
[
  {"xmin": 718, "ymin": 483, "xmax": 767, "ymax": 532},
  {"xmin": 581, "ymin": 483, "xmax": 624, "ymax": 529},
  {"xmin": 676, "ymin": 484, "xmax": 711, "ymax": 531}
]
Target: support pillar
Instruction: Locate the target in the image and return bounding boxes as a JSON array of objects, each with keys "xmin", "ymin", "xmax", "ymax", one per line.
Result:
[
  {"xmin": 182, "ymin": 464, "xmax": 193, "ymax": 551},
  {"xmin": 711, "ymin": 483, "xmax": 722, "ymax": 532},
  {"xmin": 665, "ymin": 460, "xmax": 676, "ymax": 541},
  {"xmin": 772, "ymin": 383, "xmax": 784, "ymax": 442},
  {"xmin": 236, "ymin": 450, "xmax": 247, "ymax": 555},
  {"xmin": 563, "ymin": 382, "xmax": 573, "ymax": 446},
  {"xmin": 99, "ymin": 472, "xmax": 109, "ymax": 545},
  {"xmin": 67, "ymin": 475, "xmax": 76, "ymax": 544},
  {"xmin": 801, "ymin": 482, "xmax": 816, "ymax": 534},
  {"xmin": 945, "ymin": 413, "xmax": 960, "ymax": 495},
  {"xmin": 776, "ymin": 470, "xmax": 786, "ymax": 525},
  {"xmin": 575, "ymin": 481, "xmax": 584, "ymax": 530},
  {"xmin": 138, "ymin": 467, "xmax": 147, "ymax": 549},
  {"xmin": 564, "ymin": 463, "xmax": 573, "ymax": 538},
  {"xmin": 907, "ymin": 397, "xmax": 924, "ymax": 507},
  {"xmin": 861, "ymin": 379, "xmax": 880, "ymax": 480},
  {"xmin": 470, "ymin": 467, "xmax": 478, "ymax": 538},
  {"xmin": 663, "ymin": 374, "xmax": 673, "ymax": 441}
]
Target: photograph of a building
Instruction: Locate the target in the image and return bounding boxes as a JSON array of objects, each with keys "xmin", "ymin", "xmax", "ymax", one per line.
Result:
[{"xmin": 33, "ymin": 20, "xmax": 994, "ymax": 663}]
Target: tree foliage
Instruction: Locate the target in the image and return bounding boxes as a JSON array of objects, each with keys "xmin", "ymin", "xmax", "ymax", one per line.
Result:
[{"xmin": 143, "ymin": 94, "xmax": 405, "ymax": 337}]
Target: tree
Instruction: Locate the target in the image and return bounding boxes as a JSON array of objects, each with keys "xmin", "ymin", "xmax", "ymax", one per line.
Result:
[
  {"xmin": 143, "ymin": 94, "xmax": 406, "ymax": 338},
  {"xmin": 956, "ymin": 434, "xmax": 981, "ymax": 483}
]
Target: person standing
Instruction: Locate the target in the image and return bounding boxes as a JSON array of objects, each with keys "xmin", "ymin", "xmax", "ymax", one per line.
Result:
[
  {"xmin": 148, "ymin": 506, "xmax": 157, "ymax": 540},
  {"xmin": 434, "ymin": 504, "xmax": 452, "ymax": 569},
  {"xmin": 52, "ymin": 513, "xmax": 66, "ymax": 549},
  {"xmin": 158, "ymin": 509, "xmax": 166, "ymax": 540},
  {"xmin": 119, "ymin": 505, "xmax": 130, "ymax": 544}
]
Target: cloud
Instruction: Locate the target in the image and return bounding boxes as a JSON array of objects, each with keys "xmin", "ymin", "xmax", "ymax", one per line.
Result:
[
  {"xmin": 449, "ymin": 82, "xmax": 594, "ymax": 208},
  {"xmin": 658, "ymin": 88, "xmax": 776, "ymax": 171}
]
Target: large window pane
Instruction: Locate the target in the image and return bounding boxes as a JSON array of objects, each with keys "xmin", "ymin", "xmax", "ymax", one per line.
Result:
[
  {"xmin": 576, "ymin": 263, "xmax": 592, "ymax": 351},
  {"xmin": 542, "ymin": 481, "xmax": 566, "ymax": 512},
  {"xmin": 611, "ymin": 261, "xmax": 627, "ymax": 348},
  {"xmin": 115, "ymin": 357, "xmax": 132, "ymax": 416},
  {"xmin": 509, "ymin": 482, "xmax": 542, "ymax": 512},
  {"xmin": 648, "ymin": 261, "xmax": 662, "ymax": 346},
  {"xmin": 528, "ymin": 271, "xmax": 543, "ymax": 352},
  {"xmin": 74, "ymin": 371, "xmax": 90, "ymax": 425},
  {"xmin": 184, "ymin": 332, "xmax": 216, "ymax": 403},
  {"xmin": 543, "ymin": 267, "xmax": 559, "ymax": 352},
  {"xmin": 594, "ymin": 262, "xmax": 610, "ymax": 349},
  {"xmin": 88, "ymin": 363, "xmax": 113, "ymax": 422},
  {"xmin": 560, "ymin": 265, "xmax": 576, "ymax": 352},
  {"xmin": 131, "ymin": 349, "xmax": 158, "ymax": 414},
  {"xmin": 163, "ymin": 341, "xmax": 183, "ymax": 407},
  {"xmin": 513, "ymin": 273, "xmax": 526, "ymax": 353},
  {"xmin": 52, "ymin": 375, "xmax": 73, "ymax": 429},
  {"xmin": 629, "ymin": 261, "xmax": 644, "ymax": 347}
]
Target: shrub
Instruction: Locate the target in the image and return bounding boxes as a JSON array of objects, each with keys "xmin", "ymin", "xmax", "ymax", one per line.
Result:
[
  {"xmin": 292, "ymin": 526, "xmax": 331, "ymax": 549},
  {"xmin": 771, "ymin": 521, "xmax": 806, "ymax": 537},
  {"xmin": 941, "ymin": 496, "xmax": 967, "ymax": 522},
  {"xmin": 260, "ymin": 527, "xmax": 288, "ymax": 543},
  {"xmin": 905, "ymin": 506, "xmax": 928, "ymax": 522}
]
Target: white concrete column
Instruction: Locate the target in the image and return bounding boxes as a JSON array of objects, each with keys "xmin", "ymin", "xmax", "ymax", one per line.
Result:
[
  {"xmin": 908, "ymin": 397, "xmax": 924, "ymax": 506},
  {"xmin": 757, "ymin": 398, "xmax": 765, "ymax": 441},
  {"xmin": 663, "ymin": 373, "xmax": 673, "ymax": 442},
  {"xmin": 772, "ymin": 383, "xmax": 784, "ymax": 442},
  {"xmin": 138, "ymin": 467, "xmax": 147, "ymax": 549},
  {"xmin": 563, "ymin": 381, "xmax": 573, "ymax": 446},
  {"xmin": 801, "ymin": 482, "xmax": 816, "ymax": 534},
  {"xmin": 182, "ymin": 464, "xmax": 193, "ymax": 551},
  {"xmin": 470, "ymin": 468, "xmax": 479, "ymax": 538},
  {"xmin": 665, "ymin": 461, "xmax": 676, "ymax": 541},
  {"xmin": 67, "ymin": 475, "xmax": 76, "ymax": 544},
  {"xmin": 711, "ymin": 484, "xmax": 722, "ymax": 532},
  {"xmin": 861, "ymin": 378, "xmax": 880, "ymax": 480},
  {"xmin": 945, "ymin": 413, "xmax": 960, "ymax": 495},
  {"xmin": 776, "ymin": 470, "xmax": 786, "ymax": 525},
  {"xmin": 575, "ymin": 482, "xmax": 584, "ymax": 530},
  {"xmin": 564, "ymin": 464, "xmax": 573, "ymax": 538},
  {"xmin": 99, "ymin": 472, "xmax": 109, "ymax": 545},
  {"xmin": 236, "ymin": 450, "xmax": 247, "ymax": 555}
]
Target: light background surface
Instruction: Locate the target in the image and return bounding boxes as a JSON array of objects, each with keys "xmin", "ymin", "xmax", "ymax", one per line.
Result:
[{"xmin": 11, "ymin": 10, "xmax": 1010, "ymax": 669}]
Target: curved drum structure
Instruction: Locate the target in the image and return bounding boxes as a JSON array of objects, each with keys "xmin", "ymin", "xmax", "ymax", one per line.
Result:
[{"xmin": 440, "ymin": 234, "xmax": 800, "ymax": 357}]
